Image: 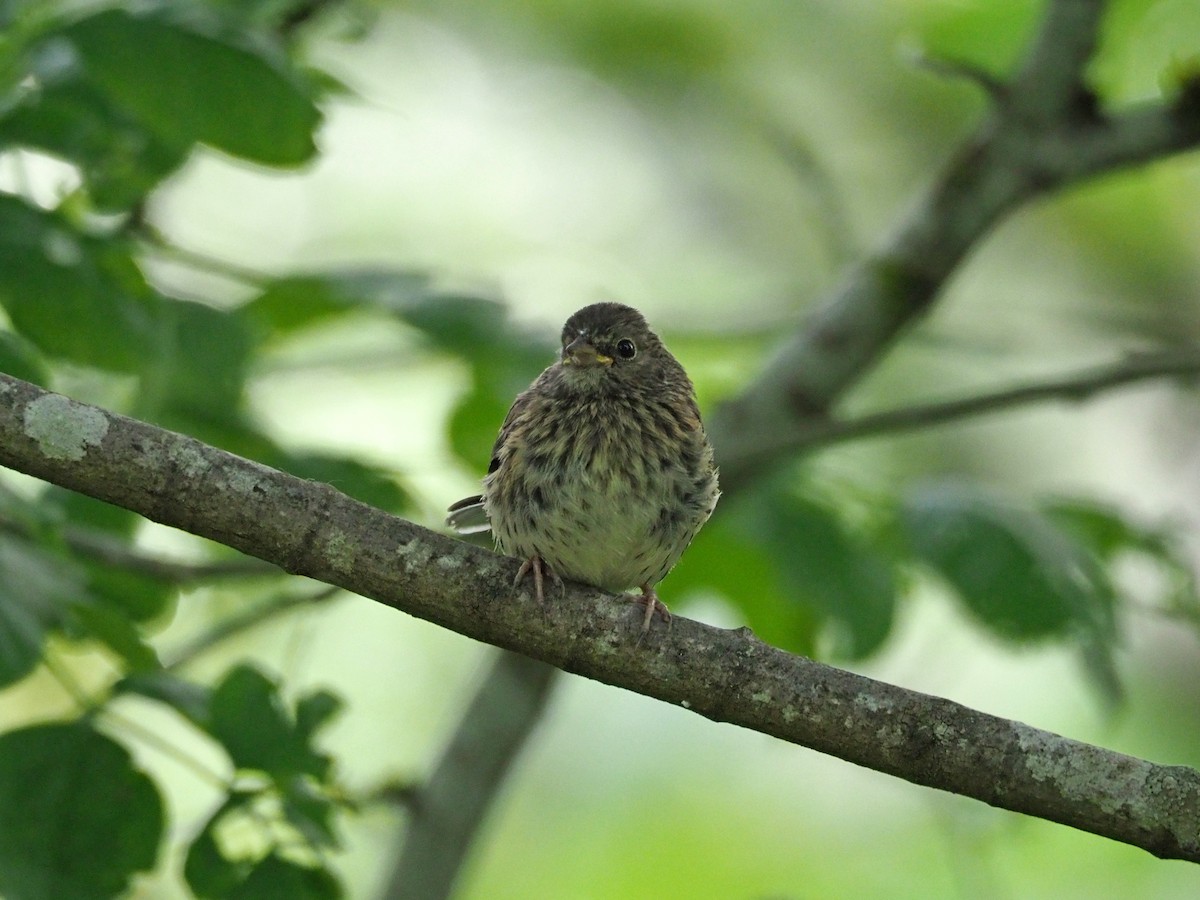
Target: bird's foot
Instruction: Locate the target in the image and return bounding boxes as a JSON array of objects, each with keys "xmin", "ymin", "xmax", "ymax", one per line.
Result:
[
  {"xmin": 514, "ymin": 555, "xmax": 563, "ymax": 605},
  {"xmin": 633, "ymin": 584, "xmax": 671, "ymax": 641}
]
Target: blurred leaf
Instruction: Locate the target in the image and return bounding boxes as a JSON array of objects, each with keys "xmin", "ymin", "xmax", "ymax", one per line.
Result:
[
  {"xmin": 0, "ymin": 329, "xmax": 49, "ymax": 384},
  {"xmin": 402, "ymin": 294, "xmax": 552, "ymax": 382},
  {"xmin": 185, "ymin": 791, "xmax": 257, "ymax": 900},
  {"xmin": 44, "ymin": 486, "xmax": 139, "ymax": 536},
  {"xmin": 142, "ymin": 396, "xmax": 411, "ymax": 512},
  {"xmin": 245, "ymin": 273, "xmax": 550, "ymax": 478},
  {"xmin": 144, "ymin": 299, "xmax": 254, "ymax": 419},
  {"xmin": 242, "ymin": 272, "xmax": 548, "ymax": 375},
  {"xmin": 281, "ymin": 452, "xmax": 409, "ymax": 512},
  {"xmin": 0, "ymin": 77, "xmax": 189, "ymax": 210},
  {"xmin": 39, "ymin": 488, "xmax": 176, "ymax": 623},
  {"xmin": 545, "ymin": 1, "xmax": 730, "ymax": 83},
  {"xmin": 86, "ymin": 563, "xmax": 176, "ymax": 621},
  {"xmin": 0, "ymin": 721, "xmax": 163, "ymax": 900},
  {"xmin": 667, "ymin": 503, "xmax": 819, "ymax": 658},
  {"xmin": 185, "ymin": 720, "xmax": 342, "ymax": 898},
  {"xmin": 1046, "ymin": 496, "xmax": 1174, "ymax": 566},
  {"xmin": 448, "ymin": 377, "xmax": 511, "ymax": 472},
  {"xmin": 282, "ymin": 776, "xmax": 340, "ymax": 850},
  {"xmin": 294, "ymin": 688, "xmax": 342, "ymax": 742},
  {"xmin": 903, "ymin": 483, "xmax": 1116, "ymax": 642},
  {"xmin": 240, "ymin": 270, "xmax": 435, "ymax": 338},
  {"xmin": 917, "ymin": 0, "xmax": 1039, "ymax": 76},
  {"xmin": 68, "ymin": 601, "xmax": 160, "ymax": 671},
  {"xmin": 0, "ymin": 533, "xmax": 85, "ymax": 687},
  {"xmin": 117, "ymin": 670, "xmax": 213, "ymax": 726},
  {"xmin": 0, "ymin": 194, "xmax": 160, "ymax": 372},
  {"xmin": 1045, "ymin": 496, "xmax": 1199, "ymax": 619},
  {"xmin": 62, "ymin": 10, "xmax": 320, "ymax": 165},
  {"xmin": 207, "ymin": 664, "xmax": 334, "ymax": 780},
  {"xmin": 229, "ymin": 853, "xmax": 341, "ymax": 900},
  {"xmin": 756, "ymin": 487, "xmax": 895, "ymax": 659}
]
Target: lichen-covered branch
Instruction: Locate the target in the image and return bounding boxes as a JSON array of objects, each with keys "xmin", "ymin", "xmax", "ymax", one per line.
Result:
[{"xmin": 1, "ymin": 373, "xmax": 1196, "ymax": 863}]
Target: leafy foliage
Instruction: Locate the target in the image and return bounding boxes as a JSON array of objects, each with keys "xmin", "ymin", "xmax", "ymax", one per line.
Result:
[
  {"xmin": 0, "ymin": 0, "xmax": 1197, "ymax": 897},
  {"xmin": 0, "ymin": 722, "xmax": 164, "ymax": 900}
]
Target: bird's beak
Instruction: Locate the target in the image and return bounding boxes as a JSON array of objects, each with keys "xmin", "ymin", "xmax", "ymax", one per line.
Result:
[{"xmin": 563, "ymin": 336, "xmax": 613, "ymax": 367}]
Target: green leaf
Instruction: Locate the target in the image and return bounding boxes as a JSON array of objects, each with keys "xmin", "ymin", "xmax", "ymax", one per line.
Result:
[
  {"xmin": 0, "ymin": 76, "xmax": 189, "ymax": 210},
  {"xmin": 666, "ymin": 503, "xmax": 819, "ymax": 657},
  {"xmin": 229, "ymin": 853, "xmax": 341, "ymax": 900},
  {"xmin": 0, "ymin": 533, "xmax": 86, "ymax": 687},
  {"xmin": 62, "ymin": 10, "xmax": 321, "ymax": 165},
  {"xmin": 37, "ymin": 488, "xmax": 177, "ymax": 624},
  {"xmin": 68, "ymin": 601, "xmax": 160, "ymax": 671},
  {"xmin": 185, "ymin": 792, "xmax": 342, "ymax": 899},
  {"xmin": 0, "ymin": 195, "xmax": 160, "ymax": 372},
  {"xmin": 208, "ymin": 664, "xmax": 332, "ymax": 780},
  {"xmin": 448, "ymin": 377, "xmax": 513, "ymax": 472},
  {"xmin": 136, "ymin": 298, "xmax": 254, "ymax": 421},
  {"xmin": 86, "ymin": 563, "xmax": 176, "ymax": 622},
  {"xmin": 0, "ymin": 329, "xmax": 50, "ymax": 385},
  {"xmin": 755, "ymin": 488, "xmax": 896, "ymax": 659},
  {"xmin": 294, "ymin": 688, "xmax": 343, "ymax": 742},
  {"xmin": 902, "ymin": 483, "xmax": 1115, "ymax": 642},
  {"xmin": 117, "ymin": 670, "xmax": 214, "ymax": 726},
  {"xmin": 45, "ymin": 486, "xmax": 139, "ymax": 536},
  {"xmin": 240, "ymin": 270, "xmax": 435, "ymax": 338},
  {"xmin": 282, "ymin": 776, "xmax": 340, "ymax": 850},
  {"xmin": 279, "ymin": 452, "xmax": 409, "ymax": 512},
  {"xmin": 184, "ymin": 791, "xmax": 257, "ymax": 899},
  {"xmin": 0, "ymin": 722, "xmax": 163, "ymax": 900}
]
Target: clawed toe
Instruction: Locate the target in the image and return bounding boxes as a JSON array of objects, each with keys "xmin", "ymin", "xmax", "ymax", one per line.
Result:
[
  {"xmin": 514, "ymin": 555, "xmax": 563, "ymax": 605},
  {"xmin": 633, "ymin": 584, "xmax": 671, "ymax": 640}
]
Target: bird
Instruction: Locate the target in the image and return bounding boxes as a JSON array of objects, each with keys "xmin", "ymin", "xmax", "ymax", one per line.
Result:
[{"xmin": 447, "ymin": 301, "xmax": 720, "ymax": 634}]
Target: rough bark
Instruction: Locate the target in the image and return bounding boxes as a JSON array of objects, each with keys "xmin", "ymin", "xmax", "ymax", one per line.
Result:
[{"xmin": 1, "ymin": 373, "xmax": 1196, "ymax": 863}]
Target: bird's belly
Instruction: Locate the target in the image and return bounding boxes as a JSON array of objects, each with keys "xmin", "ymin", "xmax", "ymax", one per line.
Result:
[{"xmin": 493, "ymin": 471, "xmax": 685, "ymax": 593}]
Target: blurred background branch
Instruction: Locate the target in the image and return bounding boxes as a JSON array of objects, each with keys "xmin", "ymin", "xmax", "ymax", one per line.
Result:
[
  {"xmin": 710, "ymin": 0, "xmax": 1200, "ymax": 490},
  {"xmin": 800, "ymin": 344, "xmax": 1200, "ymax": 449}
]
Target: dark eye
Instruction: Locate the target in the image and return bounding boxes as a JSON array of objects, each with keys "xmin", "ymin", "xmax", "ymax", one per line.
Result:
[{"xmin": 616, "ymin": 339, "xmax": 636, "ymax": 359}]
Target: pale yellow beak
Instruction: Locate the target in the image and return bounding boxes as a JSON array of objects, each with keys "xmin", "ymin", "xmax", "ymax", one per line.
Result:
[{"xmin": 563, "ymin": 336, "xmax": 613, "ymax": 367}]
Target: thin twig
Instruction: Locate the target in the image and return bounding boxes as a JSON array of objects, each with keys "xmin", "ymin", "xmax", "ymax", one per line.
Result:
[
  {"xmin": 801, "ymin": 346, "xmax": 1200, "ymax": 449},
  {"xmin": 0, "ymin": 511, "xmax": 280, "ymax": 581},
  {"xmin": 164, "ymin": 585, "xmax": 343, "ymax": 670},
  {"xmin": 163, "ymin": 580, "xmax": 343, "ymax": 672},
  {"xmin": 67, "ymin": 527, "xmax": 281, "ymax": 581},
  {"xmin": 134, "ymin": 221, "xmax": 273, "ymax": 287}
]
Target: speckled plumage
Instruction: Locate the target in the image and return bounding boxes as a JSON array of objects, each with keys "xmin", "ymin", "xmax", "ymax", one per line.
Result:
[{"xmin": 447, "ymin": 302, "xmax": 719, "ymax": 632}]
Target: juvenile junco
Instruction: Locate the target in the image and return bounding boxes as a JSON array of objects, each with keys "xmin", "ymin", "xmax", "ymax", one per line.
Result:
[{"xmin": 447, "ymin": 302, "xmax": 719, "ymax": 633}]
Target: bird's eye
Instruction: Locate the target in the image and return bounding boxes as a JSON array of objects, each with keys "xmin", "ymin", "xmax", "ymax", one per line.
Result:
[{"xmin": 616, "ymin": 339, "xmax": 636, "ymax": 359}]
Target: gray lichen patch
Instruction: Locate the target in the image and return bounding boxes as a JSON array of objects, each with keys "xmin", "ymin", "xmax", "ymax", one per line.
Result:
[{"xmin": 23, "ymin": 394, "xmax": 108, "ymax": 461}]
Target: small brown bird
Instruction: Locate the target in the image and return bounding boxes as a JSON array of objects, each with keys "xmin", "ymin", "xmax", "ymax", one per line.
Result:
[{"xmin": 447, "ymin": 302, "xmax": 719, "ymax": 633}]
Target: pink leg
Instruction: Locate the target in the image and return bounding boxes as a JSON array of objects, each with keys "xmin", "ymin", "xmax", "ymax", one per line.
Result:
[
  {"xmin": 514, "ymin": 555, "xmax": 562, "ymax": 604},
  {"xmin": 634, "ymin": 584, "xmax": 671, "ymax": 636}
]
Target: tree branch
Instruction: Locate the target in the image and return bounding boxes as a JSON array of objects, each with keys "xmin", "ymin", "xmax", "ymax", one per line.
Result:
[
  {"xmin": 798, "ymin": 345, "xmax": 1200, "ymax": 449},
  {"xmin": 382, "ymin": 651, "xmax": 559, "ymax": 900},
  {"xmin": 1, "ymin": 373, "xmax": 1196, "ymax": 863},
  {"xmin": 709, "ymin": 0, "xmax": 1200, "ymax": 492}
]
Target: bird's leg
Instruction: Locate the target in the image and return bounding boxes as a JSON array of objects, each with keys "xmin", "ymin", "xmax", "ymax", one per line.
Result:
[
  {"xmin": 514, "ymin": 555, "xmax": 562, "ymax": 605},
  {"xmin": 633, "ymin": 584, "xmax": 671, "ymax": 637}
]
